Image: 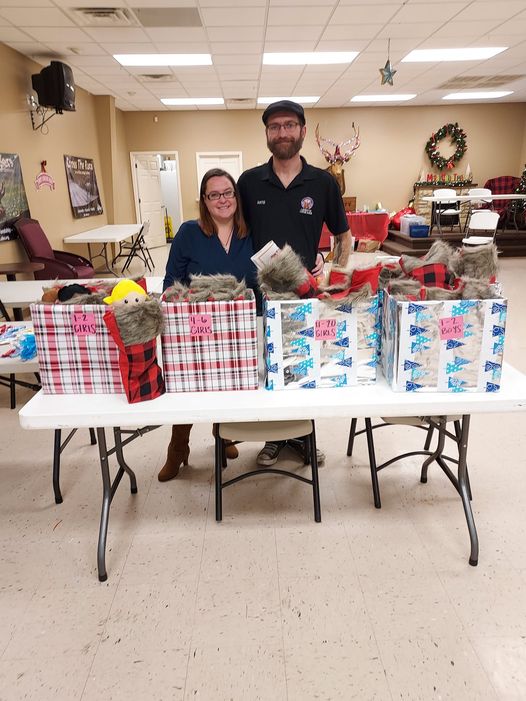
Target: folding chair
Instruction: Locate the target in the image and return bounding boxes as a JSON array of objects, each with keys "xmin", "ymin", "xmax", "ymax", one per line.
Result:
[
  {"xmin": 463, "ymin": 188, "xmax": 493, "ymax": 231},
  {"xmin": 430, "ymin": 189, "xmax": 462, "ymax": 235},
  {"xmin": 113, "ymin": 222, "xmax": 154, "ymax": 273},
  {"xmin": 214, "ymin": 420, "xmax": 321, "ymax": 522},
  {"xmin": 462, "ymin": 210, "xmax": 499, "ymax": 246}
]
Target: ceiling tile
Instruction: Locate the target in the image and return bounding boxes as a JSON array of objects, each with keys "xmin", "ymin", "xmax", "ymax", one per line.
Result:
[
  {"xmin": 331, "ymin": 4, "xmax": 398, "ymax": 24},
  {"xmin": 263, "ymin": 40, "xmax": 318, "ymax": 51},
  {"xmin": 143, "ymin": 27, "xmax": 207, "ymax": 42},
  {"xmin": 200, "ymin": 7, "xmax": 266, "ymax": 26},
  {"xmin": 0, "ymin": 7, "xmax": 73, "ymax": 26},
  {"xmin": 453, "ymin": 1, "xmax": 526, "ymax": 21},
  {"xmin": 265, "ymin": 25, "xmax": 321, "ymax": 41},
  {"xmin": 221, "ymin": 80, "xmax": 258, "ymax": 97},
  {"xmin": 321, "ymin": 24, "xmax": 383, "ymax": 41},
  {"xmin": 22, "ymin": 27, "xmax": 93, "ymax": 42},
  {"xmin": 0, "ymin": 26, "xmax": 33, "ymax": 41},
  {"xmin": 207, "ymin": 25, "xmax": 264, "ymax": 41},
  {"xmin": 268, "ymin": 6, "xmax": 332, "ymax": 25},
  {"xmin": 83, "ymin": 27, "xmax": 151, "ymax": 42},
  {"xmin": 211, "ymin": 41, "xmax": 262, "ymax": 54},
  {"xmin": 392, "ymin": 2, "xmax": 467, "ymax": 23}
]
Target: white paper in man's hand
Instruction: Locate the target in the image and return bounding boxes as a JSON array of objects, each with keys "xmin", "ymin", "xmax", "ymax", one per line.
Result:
[{"xmin": 251, "ymin": 240, "xmax": 281, "ymax": 270}]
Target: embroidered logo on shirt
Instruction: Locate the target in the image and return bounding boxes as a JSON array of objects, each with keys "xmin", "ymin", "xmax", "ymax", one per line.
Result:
[
  {"xmin": 257, "ymin": 200, "xmax": 266, "ymax": 205},
  {"xmin": 300, "ymin": 196, "xmax": 314, "ymax": 215}
]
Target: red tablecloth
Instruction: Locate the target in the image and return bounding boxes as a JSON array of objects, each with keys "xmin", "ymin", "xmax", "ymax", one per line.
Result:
[{"xmin": 319, "ymin": 212, "xmax": 389, "ymax": 249}]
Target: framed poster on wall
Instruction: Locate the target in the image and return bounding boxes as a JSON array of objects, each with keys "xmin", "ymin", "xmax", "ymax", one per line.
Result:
[
  {"xmin": 64, "ymin": 154, "xmax": 103, "ymax": 218},
  {"xmin": 0, "ymin": 153, "xmax": 30, "ymax": 242}
]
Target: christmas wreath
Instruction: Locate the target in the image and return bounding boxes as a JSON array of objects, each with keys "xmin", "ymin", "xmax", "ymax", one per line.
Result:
[{"xmin": 425, "ymin": 122, "xmax": 467, "ymax": 170}]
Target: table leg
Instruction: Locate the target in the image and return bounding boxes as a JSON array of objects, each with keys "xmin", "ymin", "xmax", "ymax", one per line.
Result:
[
  {"xmin": 457, "ymin": 415, "xmax": 478, "ymax": 566},
  {"xmin": 96, "ymin": 427, "xmax": 112, "ymax": 582},
  {"xmin": 5, "ymin": 273, "xmax": 24, "ymax": 320},
  {"xmin": 113, "ymin": 427, "xmax": 138, "ymax": 494}
]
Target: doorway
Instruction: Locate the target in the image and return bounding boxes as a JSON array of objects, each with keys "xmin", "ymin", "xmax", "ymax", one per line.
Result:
[{"xmin": 130, "ymin": 151, "xmax": 183, "ymax": 248}]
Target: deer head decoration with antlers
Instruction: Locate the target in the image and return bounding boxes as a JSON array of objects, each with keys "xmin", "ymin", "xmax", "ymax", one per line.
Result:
[{"xmin": 315, "ymin": 122, "xmax": 360, "ymax": 195}]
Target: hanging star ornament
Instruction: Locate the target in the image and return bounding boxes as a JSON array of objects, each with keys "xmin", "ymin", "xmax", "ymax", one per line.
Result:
[
  {"xmin": 379, "ymin": 38, "xmax": 396, "ymax": 86},
  {"xmin": 379, "ymin": 58, "xmax": 396, "ymax": 86}
]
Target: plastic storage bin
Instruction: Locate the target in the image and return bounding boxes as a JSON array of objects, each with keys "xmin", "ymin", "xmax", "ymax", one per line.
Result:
[{"xmin": 400, "ymin": 214, "xmax": 426, "ymax": 235}]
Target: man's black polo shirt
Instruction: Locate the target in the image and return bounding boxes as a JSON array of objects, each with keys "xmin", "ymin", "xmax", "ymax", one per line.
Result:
[{"xmin": 238, "ymin": 156, "xmax": 348, "ymax": 270}]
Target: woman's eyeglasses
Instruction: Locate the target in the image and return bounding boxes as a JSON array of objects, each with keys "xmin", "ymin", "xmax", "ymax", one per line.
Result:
[
  {"xmin": 205, "ymin": 189, "xmax": 236, "ymax": 201},
  {"xmin": 266, "ymin": 121, "xmax": 301, "ymax": 135}
]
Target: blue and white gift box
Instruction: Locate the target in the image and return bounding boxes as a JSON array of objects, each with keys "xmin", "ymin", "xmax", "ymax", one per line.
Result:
[
  {"xmin": 381, "ymin": 292, "xmax": 507, "ymax": 392},
  {"xmin": 264, "ymin": 297, "xmax": 379, "ymax": 390}
]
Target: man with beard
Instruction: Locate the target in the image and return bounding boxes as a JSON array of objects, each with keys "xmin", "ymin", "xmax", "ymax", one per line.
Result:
[{"xmin": 238, "ymin": 100, "xmax": 352, "ymax": 467}]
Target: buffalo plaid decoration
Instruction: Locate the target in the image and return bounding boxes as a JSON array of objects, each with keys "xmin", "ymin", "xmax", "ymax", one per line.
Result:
[
  {"xmin": 103, "ymin": 310, "xmax": 165, "ymax": 404},
  {"xmin": 161, "ymin": 296, "xmax": 258, "ymax": 392},
  {"xmin": 30, "ymin": 303, "xmax": 123, "ymax": 394},
  {"xmin": 406, "ymin": 263, "xmax": 455, "ymax": 289}
]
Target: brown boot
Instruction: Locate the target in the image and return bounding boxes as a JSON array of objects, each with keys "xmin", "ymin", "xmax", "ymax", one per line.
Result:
[
  {"xmin": 212, "ymin": 424, "xmax": 239, "ymax": 460},
  {"xmin": 158, "ymin": 424, "xmax": 192, "ymax": 482}
]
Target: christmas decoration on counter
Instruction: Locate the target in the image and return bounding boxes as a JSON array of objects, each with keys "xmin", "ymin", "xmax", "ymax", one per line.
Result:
[
  {"xmin": 34, "ymin": 161, "xmax": 55, "ymax": 191},
  {"xmin": 315, "ymin": 122, "xmax": 360, "ymax": 195},
  {"xmin": 425, "ymin": 123, "xmax": 467, "ymax": 170},
  {"xmin": 103, "ymin": 280, "xmax": 165, "ymax": 403},
  {"xmin": 379, "ymin": 38, "xmax": 396, "ymax": 86}
]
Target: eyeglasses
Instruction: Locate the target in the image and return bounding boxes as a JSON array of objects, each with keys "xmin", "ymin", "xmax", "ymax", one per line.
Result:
[
  {"xmin": 205, "ymin": 188, "xmax": 236, "ymax": 201},
  {"xmin": 266, "ymin": 121, "xmax": 301, "ymax": 135}
]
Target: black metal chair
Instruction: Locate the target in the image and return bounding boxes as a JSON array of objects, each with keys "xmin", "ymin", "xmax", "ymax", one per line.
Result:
[
  {"xmin": 214, "ymin": 419, "xmax": 321, "ymax": 522},
  {"xmin": 346, "ymin": 416, "xmax": 471, "ymax": 510},
  {"xmin": 112, "ymin": 221, "xmax": 154, "ymax": 273}
]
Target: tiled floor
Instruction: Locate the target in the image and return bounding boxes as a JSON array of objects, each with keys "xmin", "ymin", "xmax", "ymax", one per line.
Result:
[{"xmin": 1, "ymin": 250, "xmax": 526, "ymax": 700}]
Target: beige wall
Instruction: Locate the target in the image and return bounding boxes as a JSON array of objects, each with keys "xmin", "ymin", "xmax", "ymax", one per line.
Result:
[
  {"xmin": 0, "ymin": 43, "xmax": 112, "ymax": 265},
  {"xmin": 123, "ymin": 102, "xmax": 526, "ymax": 221},
  {"xmin": 1, "ymin": 38, "xmax": 526, "ymax": 270}
]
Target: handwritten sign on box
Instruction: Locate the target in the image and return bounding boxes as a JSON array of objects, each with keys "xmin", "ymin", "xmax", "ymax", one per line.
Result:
[
  {"xmin": 72, "ymin": 311, "xmax": 96, "ymax": 336},
  {"xmin": 439, "ymin": 316, "xmax": 464, "ymax": 341},
  {"xmin": 189, "ymin": 313, "xmax": 213, "ymax": 337},
  {"xmin": 315, "ymin": 318, "xmax": 337, "ymax": 341}
]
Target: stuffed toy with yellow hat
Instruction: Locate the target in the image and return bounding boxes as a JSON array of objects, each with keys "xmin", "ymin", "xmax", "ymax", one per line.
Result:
[{"xmin": 102, "ymin": 279, "xmax": 165, "ymax": 403}]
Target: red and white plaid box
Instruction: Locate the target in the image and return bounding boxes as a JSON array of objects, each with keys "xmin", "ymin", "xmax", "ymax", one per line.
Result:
[
  {"xmin": 30, "ymin": 303, "xmax": 123, "ymax": 394},
  {"xmin": 161, "ymin": 296, "xmax": 258, "ymax": 392}
]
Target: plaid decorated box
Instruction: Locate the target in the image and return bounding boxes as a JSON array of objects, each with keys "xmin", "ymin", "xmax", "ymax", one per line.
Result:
[
  {"xmin": 264, "ymin": 296, "xmax": 379, "ymax": 390},
  {"xmin": 381, "ymin": 292, "xmax": 507, "ymax": 392},
  {"xmin": 161, "ymin": 294, "xmax": 258, "ymax": 392},
  {"xmin": 30, "ymin": 303, "xmax": 123, "ymax": 394}
]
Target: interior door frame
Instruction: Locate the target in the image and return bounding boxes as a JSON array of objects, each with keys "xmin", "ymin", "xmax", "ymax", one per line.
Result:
[{"xmin": 130, "ymin": 150, "xmax": 184, "ymax": 230}]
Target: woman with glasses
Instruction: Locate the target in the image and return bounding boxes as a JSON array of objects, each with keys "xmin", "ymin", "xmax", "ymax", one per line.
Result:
[{"xmin": 158, "ymin": 168, "xmax": 257, "ymax": 482}]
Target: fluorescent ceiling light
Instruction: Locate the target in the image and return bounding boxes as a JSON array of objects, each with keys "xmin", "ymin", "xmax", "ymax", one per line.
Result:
[
  {"xmin": 443, "ymin": 91, "xmax": 513, "ymax": 100},
  {"xmin": 114, "ymin": 54, "xmax": 212, "ymax": 66},
  {"xmin": 161, "ymin": 97, "xmax": 224, "ymax": 106},
  {"xmin": 263, "ymin": 52, "xmax": 358, "ymax": 65},
  {"xmin": 402, "ymin": 47, "xmax": 507, "ymax": 62},
  {"xmin": 257, "ymin": 96, "xmax": 319, "ymax": 105},
  {"xmin": 351, "ymin": 94, "xmax": 416, "ymax": 102}
]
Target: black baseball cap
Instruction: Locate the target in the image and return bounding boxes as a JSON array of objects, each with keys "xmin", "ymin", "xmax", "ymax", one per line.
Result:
[{"xmin": 262, "ymin": 100, "xmax": 305, "ymax": 126}]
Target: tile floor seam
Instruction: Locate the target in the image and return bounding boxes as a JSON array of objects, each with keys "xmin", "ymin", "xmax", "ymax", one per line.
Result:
[
  {"xmin": 339, "ymin": 504, "xmax": 396, "ymax": 701},
  {"xmin": 273, "ymin": 523, "xmax": 289, "ymax": 701},
  {"xmin": 183, "ymin": 473, "xmax": 213, "ymax": 699},
  {"xmin": 77, "ymin": 453, "xmax": 157, "ymax": 701}
]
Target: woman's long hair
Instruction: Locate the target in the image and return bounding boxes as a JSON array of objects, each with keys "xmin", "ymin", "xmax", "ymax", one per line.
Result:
[{"xmin": 198, "ymin": 168, "xmax": 248, "ymax": 238}]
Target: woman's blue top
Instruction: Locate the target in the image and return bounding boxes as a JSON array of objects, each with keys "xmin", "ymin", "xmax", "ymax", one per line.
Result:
[{"xmin": 163, "ymin": 220, "xmax": 258, "ymax": 292}]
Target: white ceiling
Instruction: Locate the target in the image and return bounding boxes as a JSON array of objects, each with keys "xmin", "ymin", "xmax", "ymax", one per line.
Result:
[{"xmin": 2, "ymin": 0, "xmax": 526, "ymax": 112}]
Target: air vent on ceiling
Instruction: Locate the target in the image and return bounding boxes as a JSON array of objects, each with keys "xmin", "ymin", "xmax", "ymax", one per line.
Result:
[
  {"xmin": 132, "ymin": 8, "xmax": 202, "ymax": 27},
  {"xmin": 439, "ymin": 74, "xmax": 524, "ymax": 90},
  {"xmin": 227, "ymin": 98, "xmax": 253, "ymax": 103},
  {"xmin": 67, "ymin": 7, "xmax": 139, "ymax": 27},
  {"xmin": 138, "ymin": 74, "xmax": 176, "ymax": 83}
]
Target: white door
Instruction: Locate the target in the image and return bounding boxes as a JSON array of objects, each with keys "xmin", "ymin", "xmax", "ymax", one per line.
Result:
[
  {"xmin": 196, "ymin": 152, "xmax": 243, "ymax": 197},
  {"xmin": 133, "ymin": 155, "xmax": 165, "ymax": 249}
]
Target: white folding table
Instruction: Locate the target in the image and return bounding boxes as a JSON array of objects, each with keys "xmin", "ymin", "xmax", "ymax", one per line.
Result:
[
  {"xmin": 19, "ymin": 363, "xmax": 526, "ymax": 581},
  {"xmin": 64, "ymin": 224, "xmax": 142, "ymax": 275},
  {"xmin": 0, "ymin": 276, "xmax": 164, "ymax": 315}
]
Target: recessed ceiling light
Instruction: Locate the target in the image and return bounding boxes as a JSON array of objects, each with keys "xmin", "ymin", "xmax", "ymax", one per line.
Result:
[
  {"xmin": 402, "ymin": 47, "xmax": 507, "ymax": 62},
  {"xmin": 443, "ymin": 91, "xmax": 513, "ymax": 100},
  {"xmin": 114, "ymin": 54, "xmax": 212, "ymax": 66},
  {"xmin": 350, "ymin": 94, "xmax": 416, "ymax": 102},
  {"xmin": 257, "ymin": 96, "xmax": 319, "ymax": 105},
  {"xmin": 263, "ymin": 52, "xmax": 358, "ymax": 65},
  {"xmin": 161, "ymin": 97, "xmax": 224, "ymax": 105}
]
